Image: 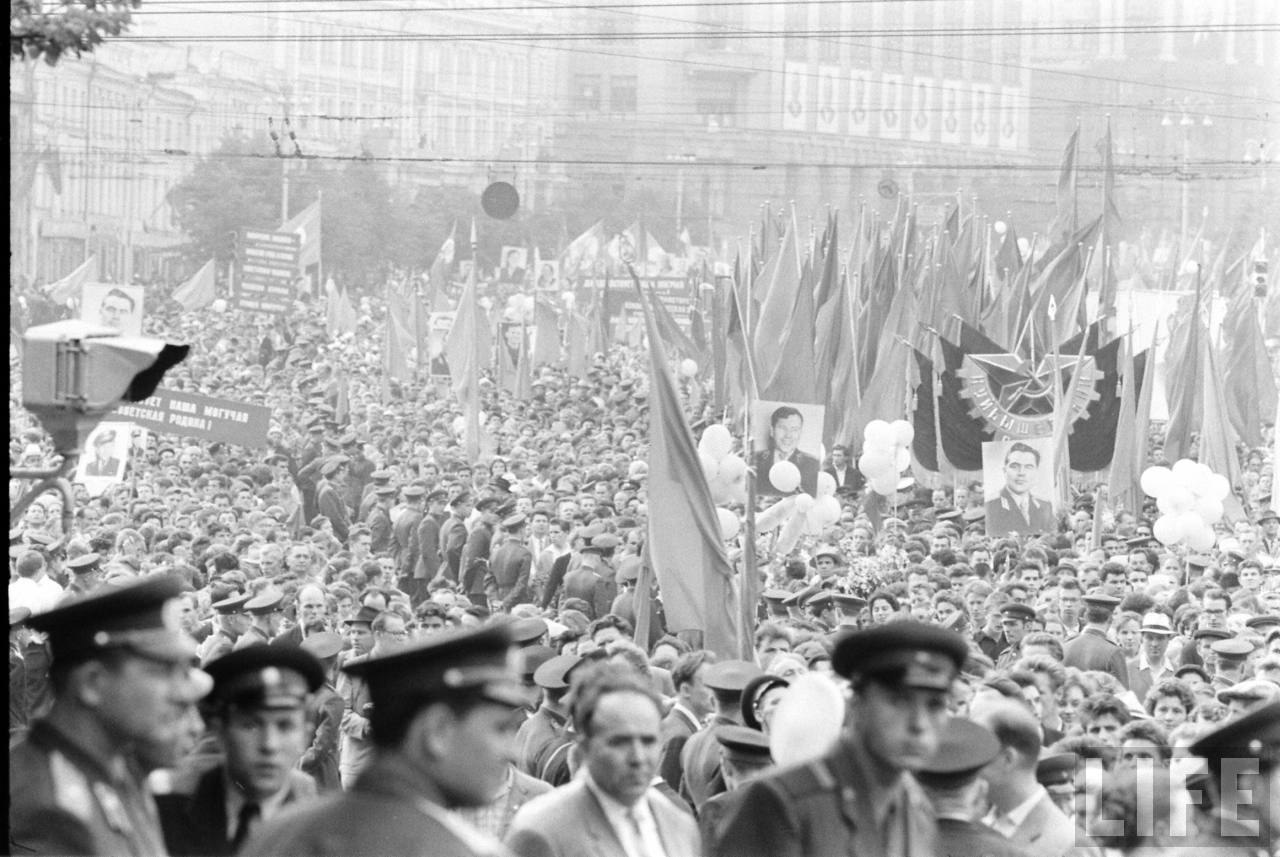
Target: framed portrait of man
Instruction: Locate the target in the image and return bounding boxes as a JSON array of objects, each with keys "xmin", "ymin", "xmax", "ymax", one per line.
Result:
[
  {"xmin": 981, "ymin": 436, "xmax": 1058, "ymax": 536},
  {"xmin": 75, "ymin": 421, "xmax": 133, "ymax": 496},
  {"xmin": 81, "ymin": 283, "xmax": 144, "ymax": 335},
  {"xmin": 751, "ymin": 401, "xmax": 825, "ymax": 496}
]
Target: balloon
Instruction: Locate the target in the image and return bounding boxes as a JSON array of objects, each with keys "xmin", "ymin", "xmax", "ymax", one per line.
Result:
[
  {"xmin": 451, "ymin": 415, "xmax": 467, "ymax": 435},
  {"xmin": 1170, "ymin": 459, "xmax": 1199, "ymax": 488},
  {"xmin": 757, "ymin": 496, "xmax": 794, "ymax": 532},
  {"xmin": 1190, "ymin": 463, "xmax": 1214, "ymax": 494},
  {"xmin": 718, "ymin": 454, "xmax": 747, "ymax": 483},
  {"xmin": 869, "ymin": 474, "xmax": 898, "ymax": 496},
  {"xmin": 793, "ymin": 494, "xmax": 815, "ymax": 514},
  {"xmin": 210, "ymin": 298, "xmax": 227, "ymax": 313},
  {"xmin": 1194, "ymin": 496, "xmax": 1224, "ymax": 525},
  {"xmin": 1162, "ymin": 486, "xmax": 1194, "ymax": 515},
  {"xmin": 816, "ymin": 495, "xmax": 841, "ymax": 524},
  {"xmin": 521, "ymin": 294, "xmax": 536, "ymax": 314},
  {"xmin": 679, "ymin": 358, "xmax": 699, "ymax": 378},
  {"xmin": 894, "ymin": 447, "xmax": 911, "ymax": 472},
  {"xmin": 769, "ymin": 461, "xmax": 802, "ymax": 494},
  {"xmin": 858, "ymin": 450, "xmax": 894, "ymax": 478},
  {"xmin": 804, "ymin": 506, "xmax": 828, "ymax": 536},
  {"xmin": 716, "ymin": 507, "xmax": 741, "ymax": 541},
  {"xmin": 1140, "ymin": 466, "xmax": 1172, "ymax": 497},
  {"xmin": 699, "ymin": 424, "xmax": 734, "ymax": 460},
  {"xmin": 1175, "ymin": 512, "xmax": 1202, "ymax": 542},
  {"xmin": 1185, "ymin": 523, "xmax": 1217, "ymax": 552},
  {"xmin": 890, "ymin": 419, "xmax": 914, "ymax": 447},
  {"xmin": 774, "ymin": 510, "xmax": 806, "ymax": 555},
  {"xmin": 864, "ymin": 420, "xmax": 895, "ymax": 448},
  {"xmin": 815, "ymin": 472, "xmax": 837, "ymax": 498},
  {"xmin": 698, "ymin": 451, "xmax": 720, "ymax": 483},
  {"xmin": 1152, "ymin": 514, "xmax": 1181, "ymax": 545},
  {"xmin": 1206, "ymin": 473, "xmax": 1231, "ymax": 501}
]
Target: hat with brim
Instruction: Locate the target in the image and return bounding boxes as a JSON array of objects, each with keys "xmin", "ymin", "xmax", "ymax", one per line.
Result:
[
  {"xmin": 917, "ymin": 717, "xmax": 1001, "ymax": 786},
  {"xmin": 533, "ymin": 653, "xmax": 581, "ymax": 691},
  {"xmin": 300, "ymin": 631, "xmax": 345, "ymax": 661},
  {"xmin": 832, "ymin": 621, "xmax": 969, "ymax": 690},
  {"xmin": 26, "ymin": 575, "xmax": 197, "ymax": 664},
  {"xmin": 714, "ymin": 724, "xmax": 773, "ymax": 765},
  {"xmin": 343, "ymin": 605, "xmax": 381, "ymax": 627},
  {"xmin": 204, "ymin": 645, "xmax": 325, "ymax": 711},
  {"xmin": 740, "ymin": 674, "xmax": 790, "ymax": 731},
  {"xmin": 1189, "ymin": 699, "xmax": 1280, "ymax": 767},
  {"xmin": 1140, "ymin": 613, "xmax": 1175, "ymax": 636}
]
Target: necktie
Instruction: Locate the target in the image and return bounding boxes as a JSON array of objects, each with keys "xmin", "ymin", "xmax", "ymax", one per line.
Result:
[
  {"xmin": 626, "ymin": 807, "xmax": 668, "ymax": 857},
  {"xmin": 232, "ymin": 802, "xmax": 260, "ymax": 852}
]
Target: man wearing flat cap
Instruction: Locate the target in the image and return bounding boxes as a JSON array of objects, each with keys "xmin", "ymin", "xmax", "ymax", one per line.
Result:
[
  {"xmin": 10, "ymin": 576, "xmax": 200, "ymax": 856},
  {"xmin": 156, "ymin": 646, "xmax": 324, "ymax": 855},
  {"xmin": 244, "ymin": 624, "xmax": 530, "ymax": 857},
  {"xmin": 713, "ymin": 621, "xmax": 969, "ymax": 857}
]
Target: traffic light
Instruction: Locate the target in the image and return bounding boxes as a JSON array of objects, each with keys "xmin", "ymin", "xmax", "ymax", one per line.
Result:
[
  {"xmin": 1254, "ymin": 259, "xmax": 1268, "ymax": 298},
  {"xmin": 21, "ymin": 320, "xmax": 189, "ymax": 455}
]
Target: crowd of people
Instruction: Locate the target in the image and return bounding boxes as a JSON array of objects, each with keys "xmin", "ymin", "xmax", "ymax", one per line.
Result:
[{"xmin": 8, "ymin": 273, "xmax": 1280, "ymax": 857}]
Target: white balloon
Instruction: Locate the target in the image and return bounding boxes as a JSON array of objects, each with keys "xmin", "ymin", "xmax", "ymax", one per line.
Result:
[
  {"xmin": 716, "ymin": 507, "xmax": 741, "ymax": 541},
  {"xmin": 757, "ymin": 496, "xmax": 795, "ymax": 532},
  {"xmin": 890, "ymin": 420, "xmax": 914, "ymax": 447},
  {"xmin": 769, "ymin": 461, "xmax": 802, "ymax": 494},
  {"xmin": 894, "ymin": 447, "xmax": 911, "ymax": 472},
  {"xmin": 1175, "ymin": 511, "xmax": 1202, "ymax": 542},
  {"xmin": 1140, "ymin": 466, "xmax": 1173, "ymax": 497},
  {"xmin": 718, "ymin": 454, "xmax": 747, "ymax": 483},
  {"xmin": 1190, "ymin": 463, "xmax": 1214, "ymax": 494},
  {"xmin": 774, "ymin": 510, "xmax": 806, "ymax": 555},
  {"xmin": 1162, "ymin": 486, "xmax": 1195, "ymax": 515},
  {"xmin": 699, "ymin": 451, "xmax": 720, "ymax": 483},
  {"xmin": 870, "ymin": 474, "xmax": 898, "ymax": 496},
  {"xmin": 1194, "ymin": 496, "xmax": 1224, "ymax": 525},
  {"xmin": 815, "ymin": 472, "xmax": 837, "ymax": 498},
  {"xmin": 699, "ymin": 424, "xmax": 734, "ymax": 460},
  {"xmin": 816, "ymin": 495, "xmax": 842, "ymax": 524},
  {"xmin": 1171, "ymin": 459, "xmax": 1199, "ymax": 488},
  {"xmin": 210, "ymin": 298, "xmax": 228, "ymax": 313},
  {"xmin": 1185, "ymin": 524, "xmax": 1217, "ymax": 552},
  {"xmin": 864, "ymin": 420, "xmax": 895, "ymax": 448},
  {"xmin": 1206, "ymin": 473, "xmax": 1231, "ymax": 501},
  {"xmin": 794, "ymin": 494, "xmax": 815, "ymax": 514},
  {"xmin": 1153, "ymin": 514, "xmax": 1181, "ymax": 546},
  {"xmin": 679, "ymin": 358, "xmax": 699, "ymax": 377},
  {"xmin": 859, "ymin": 449, "xmax": 894, "ymax": 478}
]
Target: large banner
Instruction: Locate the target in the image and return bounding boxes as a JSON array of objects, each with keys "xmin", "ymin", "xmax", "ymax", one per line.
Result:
[
  {"xmin": 113, "ymin": 389, "xmax": 271, "ymax": 447},
  {"xmin": 583, "ymin": 277, "xmax": 697, "ymax": 336},
  {"xmin": 81, "ymin": 283, "xmax": 144, "ymax": 335},
  {"xmin": 237, "ymin": 229, "xmax": 300, "ymax": 313}
]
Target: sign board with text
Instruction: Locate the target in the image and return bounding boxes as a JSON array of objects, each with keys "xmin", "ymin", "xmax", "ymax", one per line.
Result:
[
  {"xmin": 113, "ymin": 389, "xmax": 271, "ymax": 448},
  {"xmin": 582, "ymin": 277, "xmax": 697, "ymax": 334},
  {"xmin": 237, "ymin": 229, "xmax": 299, "ymax": 313}
]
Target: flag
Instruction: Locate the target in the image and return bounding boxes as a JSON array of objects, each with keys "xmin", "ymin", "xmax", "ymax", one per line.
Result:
[
  {"xmin": 561, "ymin": 220, "xmax": 606, "ymax": 278},
  {"xmin": 430, "ymin": 222, "xmax": 456, "ymax": 291},
  {"xmin": 1200, "ymin": 331, "xmax": 1245, "ymax": 522},
  {"xmin": 751, "ymin": 212, "xmax": 815, "ymax": 400},
  {"xmin": 445, "ymin": 221, "xmax": 486, "ymax": 459},
  {"xmin": 1107, "ymin": 326, "xmax": 1154, "ymax": 513},
  {"xmin": 637, "ymin": 274, "xmax": 739, "ymax": 658},
  {"xmin": 384, "ymin": 282, "xmax": 416, "ymax": 384},
  {"xmin": 325, "ymin": 278, "xmax": 357, "ymax": 337},
  {"xmin": 565, "ymin": 311, "xmax": 589, "ymax": 377},
  {"xmin": 282, "ymin": 199, "xmax": 321, "ymax": 270},
  {"xmin": 172, "ymin": 259, "xmax": 216, "ymax": 310},
  {"xmin": 46, "ymin": 256, "xmax": 96, "ymax": 303},
  {"xmin": 532, "ymin": 299, "xmax": 561, "ymax": 367},
  {"xmin": 1222, "ymin": 287, "xmax": 1278, "ymax": 447},
  {"xmin": 43, "ymin": 145, "xmax": 62, "ymax": 195},
  {"xmin": 1163, "ymin": 288, "xmax": 1203, "ymax": 462},
  {"xmin": 1047, "ymin": 125, "xmax": 1079, "ymax": 246}
]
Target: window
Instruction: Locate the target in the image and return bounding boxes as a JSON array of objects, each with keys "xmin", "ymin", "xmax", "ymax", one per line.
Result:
[
  {"xmin": 784, "ymin": 4, "xmax": 808, "ymax": 60},
  {"xmin": 817, "ymin": 3, "xmax": 840, "ymax": 62},
  {"xmin": 572, "ymin": 74, "xmax": 602, "ymax": 111},
  {"xmin": 610, "ymin": 75, "xmax": 637, "ymax": 113}
]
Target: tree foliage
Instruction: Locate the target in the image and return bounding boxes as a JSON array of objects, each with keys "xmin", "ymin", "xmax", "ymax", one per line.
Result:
[{"xmin": 10, "ymin": 0, "xmax": 140, "ymax": 65}]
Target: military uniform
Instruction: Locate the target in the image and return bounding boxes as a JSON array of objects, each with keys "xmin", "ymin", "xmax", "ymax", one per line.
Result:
[
  {"xmin": 1062, "ymin": 627, "xmax": 1129, "ymax": 688},
  {"xmin": 460, "ymin": 520, "xmax": 495, "ymax": 605},
  {"xmin": 316, "ymin": 470, "xmax": 351, "ymax": 543},
  {"xmin": 155, "ymin": 765, "xmax": 316, "ymax": 856},
  {"xmin": 414, "ymin": 504, "xmax": 448, "ymax": 588},
  {"xmin": 486, "ymin": 520, "xmax": 533, "ymax": 610},
  {"xmin": 392, "ymin": 491, "xmax": 425, "ymax": 581}
]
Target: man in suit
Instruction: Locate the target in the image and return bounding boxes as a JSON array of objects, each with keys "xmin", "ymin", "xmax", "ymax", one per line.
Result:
[
  {"xmin": 658, "ymin": 651, "xmax": 715, "ymax": 792},
  {"xmin": 914, "ymin": 717, "xmax": 1032, "ymax": 857},
  {"xmin": 84, "ymin": 429, "xmax": 123, "ymax": 477},
  {"xmin": 461, "ymin": 497, "xmax": 501, "ymax": 607},
  {"xmin": 366, "ymin": 488, "xmax": 395, "ymax": 554},
  {"xmin": 753, "ymin": 405, "xmax": 820, "ymax": 496},
  {"xmin": 984, "ymin": 442, "xmax": 1057, "ymax": 536},
  {"xmin": 439, "ymin": 491, "xmax": 473, "ymax": 584},
  {"xmin": 823, "ymin": 445, "xmax": 863, "ymax": 497},
  {"xmin": 393, "ymin": 485, "xmax": 426, "ymax": 589},
  {"xmin": 712, "ymin": 622, "xmax": 968, "ymax": 857},
  {"xmin": 972, "ymin": 697, "xmax": 1077, "ymax": 857},
  {"xmin": 298, "ymin": 631, "xmax": 345, "ymax": 791},
  {"xmin": 244, "ymin": 624, "xmax": 530, "ymax": 857},
  {"xmin": 315, "ymin": 456, "xmax": 352, "ymax": 544},
  {"xmin": 414, "ymin": 489, "xmax": 449, "ymax": 603},
  {"xmin": 1062, "ymin": 593, "xmax": 1130, "ymax": 688},
  {"xmin": 505, "ymin": 664, "xmax": 701, "ymax": 857},
  {"xmin": 487, "ymin": 514, "xmax": 534, "ymax": 611},
  {"xmin": 1126, "ymin": 612, "xmax": 1175, "ymax": 703},
  {"xmin": 157, "ymin": 646, "xmax": 324, "ymax": 855}
]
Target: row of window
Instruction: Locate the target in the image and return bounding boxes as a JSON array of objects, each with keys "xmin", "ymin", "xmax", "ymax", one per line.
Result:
[{"xmin": 571, "ymin": 75, "xmax": 638, "ymax": 113}]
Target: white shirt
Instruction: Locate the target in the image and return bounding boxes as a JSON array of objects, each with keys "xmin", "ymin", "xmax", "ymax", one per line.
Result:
[
  {"xmin": 584, "ymin": 773, "xmax": 669, "ymax": 857},
  {"xmin": 983, "ymin": 785, "xmax": 1046, "ymax": 839}
]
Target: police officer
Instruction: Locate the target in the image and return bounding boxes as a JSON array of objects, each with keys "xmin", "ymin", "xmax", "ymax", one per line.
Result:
[
  {"xmin": 914, "ymin": 717, "xmax": 1032, "ymax": 857},
  {"xmin": 199, "ymin": 592, "xmax": 252, "ymax": 666},
  {"xmin": 156, "ymin": 645, "xmax": 325, "ymax": 855},
  {"xmin": 1187, "ymin": 699, "xmax": 1280, "ymax": 855},
  {"xmin": 393, "ymin": 485, "xmax": 426, "ymax": 589},
  {"xmin": 1061, "ymin": 592, "xmax": 1129, "ymax": 688},
  {"xmin": 243, "ymin": 624, "xmax": 529, "ymax": 856},
  {"xmin": 680, "ymin": 659, "xmax": 764, "ymax": 810},
  {"xmin": 64, "ymin": 552, "xmax": 104, "ymax": 597},
  {"xmin": 298, "ymin": 631, "xmax": 345, "ymax": 792},
  {"xmin": 414, "ymin": 488, "xmax": 450, "ymax": 602},
  {"xmin": 10, "ymin": 575, "xmax": 198, "ymax": 856},
  {"xmin": 486, "ymin": 513, "xmax": 534, "ymax": 611},
  {"xmin": 700, "ymin": 726, "xmax": 776, "ymax": 850},
  {"xmin": 366, "ymin": 484, "xmax": 396, "ymax": 555},
  {"xmin": 235, "ymin": 589, "xmax": 285, "ymax": 650},
  {"xmin": 713, "ymin": 621, "xmax": 969, "ymax": 857}
]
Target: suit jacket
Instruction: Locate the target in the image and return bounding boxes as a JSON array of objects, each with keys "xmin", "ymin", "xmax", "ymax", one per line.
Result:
[
  {"xmin": 300, "ymin": 683, "xmax": 344, "ymax": 791},
  {"xmin": 415, "ymin": 511, "xmax": 446, "ymax": 580},
  {"xmin": 504, "ymin": 779, "xmax": 700, "ymax": 857},
  {"xmin": 367, "ymin": 506, "xmax": 393, "ymax": 555},
  {"xmin": 244, "ymin": 753, "xmax": 505, "ymax": 857},
  {"xmin": 1062, "ymin": 628, "xmax": 1130, "ymax": 688},
  {"xmin": 155, "ymin": 763, "xmax": 316, "ymax": 856},
  {"xmin": 1006, "ymin": 791, "xmax": 1077, "ymax": 857},
  {"xmin": 85, "ymin": 457, "xmax": 122, "ymax": 477},
  {"xmin": 392, "ymin": 507, "xmax": 423, "ymax": 578},
  {"xmin": 658, "ymin": 704, "xmax": 701, "ymax": 792},
  {"xmin": 935, "ymin": 817, "xmax": 1033, "ymax": 857},
  {"xmin": 461, "ymin": 523, "xmax": 494, "ymax": 599},
  {"xmin": 441, "ymin": 515, "xmax": 469, "ymax": 582},
  {"xmin": 679, "ymin": 714, "xmax": 736, "ymax": 809},
  {"xmin": 753, "ymin": 449, "xmax": 820, "ymax": 497},
  {"xmin": 486, "ymin": 540, "xmax": 533, "ymax": 609},
  {"xmin": 985, "ymin": 488, "xmax": 1057, "ymax": 536},
  {"xmin": 710, "ymin": 736, "xmax": 938, "ymax": 857},
  {"xmin": 10, "ymin": 718, "xmax": 168, "ymax": 857},
  {"xmin": 823, "ymin": 463, "xmax": 864, "ymax": 496},
  {"xmin": 316, "ymin": 479, "xmax": 351, "ymax": 543}
]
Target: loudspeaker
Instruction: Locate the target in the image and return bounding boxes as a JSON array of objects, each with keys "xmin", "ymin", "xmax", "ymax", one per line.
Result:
[{"xmin": 481, "ymin": 182, "xmax": 520, "ymax": 220}]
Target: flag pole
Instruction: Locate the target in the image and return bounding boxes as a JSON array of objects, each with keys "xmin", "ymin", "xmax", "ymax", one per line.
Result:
[
  {"xmin": 467, "ymin": 219, "xmax": 481, "ymax": 461},
  {"xmin": 734, "ymin": 261, "xmax": 762, "ymax": 661}
]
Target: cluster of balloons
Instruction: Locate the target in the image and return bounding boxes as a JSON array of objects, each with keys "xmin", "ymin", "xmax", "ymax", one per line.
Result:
[
  {"xmin": 1140, "ymin": 459, "xmax": 1230, "ymax": 550},
  {"xmin": 859, "ymin": 419, "xmax": 915, "ymax": 496},
  {"xmin": 755, "ymin": 472, "xmax": 842, "ymax": 555},
  {"xmin": 697, "ymin": 425, "xmax": 749, "ymax": 541},
  {"xmin": 679, "ymin": 358, "xmax": 699, "ymax": 378},
  {"xmin": 504, "ymin": 293, "xmax": 537, "ymax": 322}
]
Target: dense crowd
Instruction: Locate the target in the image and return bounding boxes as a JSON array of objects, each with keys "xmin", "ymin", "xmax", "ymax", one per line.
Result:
[{"xmin": 8, "ymin": 276, "xmax": 1280, "ymax": 857}]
